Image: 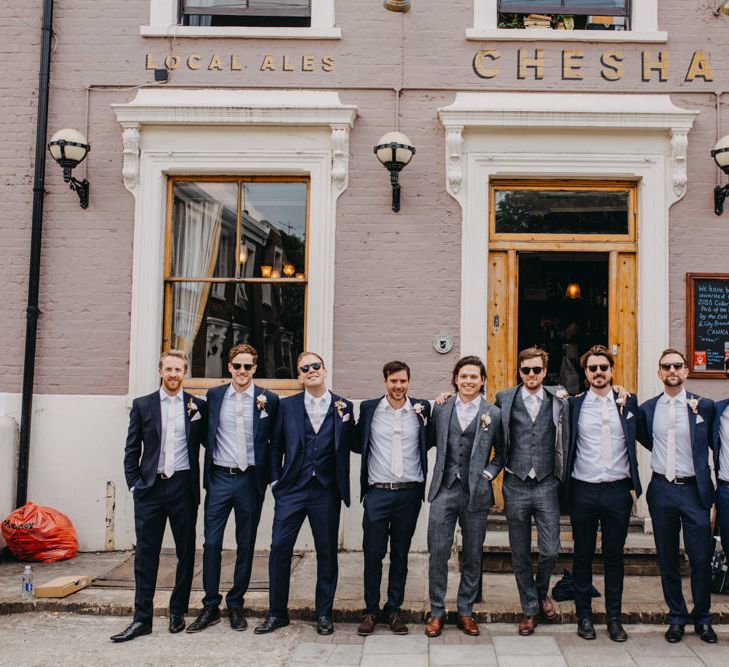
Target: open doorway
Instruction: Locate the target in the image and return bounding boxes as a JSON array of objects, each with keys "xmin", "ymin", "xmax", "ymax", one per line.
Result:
[{"xmin": 517, "ymin": 252, "xmax": 609, "ymax": 394}]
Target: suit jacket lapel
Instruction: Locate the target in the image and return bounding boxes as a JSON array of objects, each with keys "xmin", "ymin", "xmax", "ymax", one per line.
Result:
[
  {"xmin": 294, "ymin": 392, "xmax": 306, "ymax": 450},
  {"xmin": 182, "ymin": 391, "xmax": 192, "ymax": 443},
  {"xmin": 470, "ymin": 397, "xmax": 488, "ymax": 463},
  {"xmin": 687, "ymin": 394, "xmax": 697, "ymax": 453},
  {"xmin": 332, "ymin": 393, "xmax": 342, "ymax": 451},
  {"xmin": 252, "ymin": 385, "xmax": 261, "ymax": 439},
  {"xmin": 440, "ymin": 397, "xmax": 456, "ymax": 459},
  {"xmin": 152, "ymin": 393, "xmax": 162, "ymax": 442},
  {"xmin": 501, "ymin": 388, "xmax": 517, "ymax": 436}
]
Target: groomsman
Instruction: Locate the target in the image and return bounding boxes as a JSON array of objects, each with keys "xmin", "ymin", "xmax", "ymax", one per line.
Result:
[
  {"xmin": 187, "ymin": 345, "xmax": 279, "ymax": 633},
  {"xmin": 352, "ymin": 361, "xmax": 430, "ymax": 636},
  {"xmin": 426, "ymin": 356, "xmax": 503, "ymax": 638},
  {"xmin": 255, "ymin": 352, "xmax": 354, "ymax": 636},
  {"xmin": 494, "ymin": 347, "xmax": 569, "ymax": 636},
  {"xmin": 566, "ymin": 345, "xmax": 641, "ymax": 642},
  {"xmin": 112, "ymin": 350, "xmax": 206, "ymax": 642},
  {"xmin": 713, "ymin": 388, "xmax": 729, "ymax": 559},
  {"xmin": 637, "ymin": 349, "xmax": 717, "ymax": 644}
]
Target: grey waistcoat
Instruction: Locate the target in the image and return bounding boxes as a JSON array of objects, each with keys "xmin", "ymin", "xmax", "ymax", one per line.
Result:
[
  {"xmin": 508, "ymin": 391, "xmax": 556, "ymax": 481},
  {"xmin": 443, "ymin": 407, "xmax": 478, "ymax": 490}
]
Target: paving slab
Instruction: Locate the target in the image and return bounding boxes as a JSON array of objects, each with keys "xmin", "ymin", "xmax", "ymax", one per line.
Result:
[
  {"xmin": 493, "ymin": 634, "xmax": 562, "ymax": 656},
  {"xmin": 362, "ymin": 634, "xmax": 428, "ymax": 654},
  {"xmin": 562, "ymin": 646, "xmax": 636, "ymax": 667},
  {"xmin": 498, "ymin": 656, "xmax": 568, "ymax": 667},
  {"xmin": 429, "ymin": 644, "xmax": 497, "ymax": 665},
  {"xmin": 289, "ymin": 642, "xmax": 337, "ymax": 663}
]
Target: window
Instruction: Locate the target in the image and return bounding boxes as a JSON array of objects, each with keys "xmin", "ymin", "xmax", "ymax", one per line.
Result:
[
  {"xmin": 498, "ymin": 1, "xmax": 629, "ymax": 30},
  {"xmin": 180, "ymin": 0, "xmax": 311, "ymax": 28},
  {"xmin": 164, "ymin": 177, "xmax": 309, "ymax": 381}
]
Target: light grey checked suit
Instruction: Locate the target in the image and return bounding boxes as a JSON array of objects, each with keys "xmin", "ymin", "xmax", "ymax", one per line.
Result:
[
  {"xmin": 427, "ymin": 395, "xmax": 503, "ymax": 617},
  {"xmin": 495, "ymin": 384, "xmax": 569, "ymax": 616}
]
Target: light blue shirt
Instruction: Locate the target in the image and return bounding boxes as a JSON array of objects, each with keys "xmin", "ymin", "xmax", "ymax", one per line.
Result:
[
  {"xmin": 651, "ymin": 390, "xmax": 695, "ymax": 477},
  {"xmin": 157, "ymin": 388, "xmax": 189, "ymax": 473},
  {"xmin": 213, "ymin": 384, "xmax": 255, "ymax": 468},
  {"xmin": 368, "ymin": 397, "xmax": 423, "ymax": 484}
]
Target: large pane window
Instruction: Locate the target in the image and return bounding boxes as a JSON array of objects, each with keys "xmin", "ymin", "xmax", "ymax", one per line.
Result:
[
  {"xmin": 498, "ymin": 0, "xmax": 630, "ymax": 30},
  {"xmin": 180, "ymin": 0, "xmax": 311, "ymax": 27},
  {"xmin": 165, "ymin": 178, "xmax": 308, "ymax": 381}
]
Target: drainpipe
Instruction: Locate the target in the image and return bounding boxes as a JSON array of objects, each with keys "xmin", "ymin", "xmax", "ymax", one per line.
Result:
[{"xmin": 16, "ymin": 0, "xmax": 54, "ymax": 508}]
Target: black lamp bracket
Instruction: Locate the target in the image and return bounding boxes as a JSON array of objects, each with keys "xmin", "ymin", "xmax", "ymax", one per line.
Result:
[{"xmin": 715, "ymin": 183, "xmax": 729, "ymax": 216}]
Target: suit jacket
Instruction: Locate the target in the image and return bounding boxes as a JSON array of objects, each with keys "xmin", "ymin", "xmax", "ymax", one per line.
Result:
[
  {"xmin": 494, "ymin": 384, "xmax": 569, "ymax": 483},
  {"xmin": 565, "ymin": 391, "xmax": 642, "ymax": 497},
  {"xmin": 352, "ymin": 396, "xmax": 431, "ymax": 501},
  {"xmin": 712, "ymin": 398, "xmax": 729, "ymax": 480},
  {"xmin": 203, "ymin": 383, "xmax": 280, "ymax": 494},
  {"xmin": 637, "ymin": 392, "xmax": 715, "ymax": 509},
  {"xmin": 269, "ymin": 390, "xmax": 354, "ymax": 507},
  {"xmin": 123, "ymin": 390, "xmax": 207, "ymax": 505},
  {"xmin": 426, "ymin": 394, "xmax": 503, "ymax": 512}
]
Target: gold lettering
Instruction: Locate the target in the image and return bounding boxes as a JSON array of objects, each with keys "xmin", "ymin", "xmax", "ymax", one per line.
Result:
[
  {"xmin": 208, "ymin": 54, "xmax": 224, "ymax": 71},
  {"xmin": 473, "ymin": 49, "xmax": 501, "ymax": 79},
  {"xmin": 283, "ymin": 54, "xmax": 295, "ymax": 71},
  {"xmin": 518, "ymin": 49, "xmax": 544, "ymax": 80},
  {"xmin": 322, "ymin": 56, "xmax": 335, "ymax": 72},
  {"xmin": 562, "ymin": 49, "xmax": 584, "ymax": 80},
  {"xmin": 231, "ymin": 55, "xmax": 242, "ymax": 71},
  {"xmin": 260, "ymin": 55, "xmax": 276, "ymax": 71},
  {"xmin": 187, "ymin": 54, "xmax": 202, "ymax": 70},
  {"xmin": 164, "ymin": 54, "xmax": 180, "ymax": 70},
  {"xmin": 641, "ymin": 50, "xmax": 669, "ymax": 82},
  {"xmin": 302, "ymin": 55, "xmax": 314, "ymax": 72},
  {"xmin": 600, "ymin": 51, "xmax": 624, "ymax": 81},
  {"xmin": 686, "ymin": 51, "xmax": 713, "ymax": 82},
  {"xmin": 145, "ymin": 54, "xmax": 159, "ymax": 70}
]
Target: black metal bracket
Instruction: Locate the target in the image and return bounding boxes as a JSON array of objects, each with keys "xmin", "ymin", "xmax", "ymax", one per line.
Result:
[
  {"xmin": 66, "ymin": 174, "xmax": 90, "ymax": 209},
  {"xmin": 388, "ymin": 164, "xmax": 404, "ymax": 212},
  {"xmin": 714, "ymin": 183, "xmax": 729, "ymax": 216}
]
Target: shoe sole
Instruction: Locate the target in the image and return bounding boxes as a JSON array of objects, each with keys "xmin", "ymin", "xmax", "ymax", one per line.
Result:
[
  {"xmin": 110, "ymin": 628, "xmax": 152, "ymax": 642},
  {"xmin": 577, "ymin": 633, "xmax": 596, "ymax": 640},
  {"xmin": 185, "ymin": 618, "xmax": 220, "ymax": 633},
  {"xmin": 254, "ymin": 621, "xmax": 289, "ymax": 635},
  {"xmin": 357, "ymin": 629, "xmax": 374, "ymax": 636},
  {"xmin": 609, "ymin": 635, "xmax": 628, "ymax": 642},
  {"xmin": 391, "ymin": 628, "xmax": 408, "ymax": 635},
  {"xmin": 230, "ymin": 624, "xmax": 247, "ymax": 631}
]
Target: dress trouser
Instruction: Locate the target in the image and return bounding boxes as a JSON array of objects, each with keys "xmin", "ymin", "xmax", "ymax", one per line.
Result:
[
  {"xmin": 717, "ymin": 483, "xmax": 729, "ymax": 558},
  {"xmin": 569, "ymin": 478, "xmax": 632, "ymax": 620},
  {"xmin": 133, "ymin": 471, "xmax": 197, "ymax": 624}
]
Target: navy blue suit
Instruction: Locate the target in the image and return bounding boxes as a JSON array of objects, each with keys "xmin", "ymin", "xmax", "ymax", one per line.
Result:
[
  {"xmin": 267, "ymin": 391, "xmax": 354, "ymax": 620},
  {"xmin": 566, "ymin": 392, "xmax": 640, "ymax": 620},
  {"xmin": 352, "ymin": 396, "xmax": 430, "ymax": 616},
  {"xmin": 713, "ymin": 399, "xmax": 729, "ymax": 555},
  {"xmin": 123, "ymin": 390, "xmax": 207, "ymax": 624},
  {"xmin": 200, "ymin": 384, "xmax": 279, "ymax": 610},
  {"xmin": 637, "ymin": 392, "xmax": 715, "ymax": 625}
]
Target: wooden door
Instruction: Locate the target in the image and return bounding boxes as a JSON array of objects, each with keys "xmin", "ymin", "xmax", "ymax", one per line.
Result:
[{"xmin": 608, "ymin": 251, "xmax": 638, "ymax": 391}]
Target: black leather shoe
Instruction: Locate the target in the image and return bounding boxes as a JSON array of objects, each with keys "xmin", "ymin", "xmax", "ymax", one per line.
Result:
[
  {"xmin": 317, "ymin": 616, "xmax": 334, "ymax": 635},
  {"xmin": 694, "ymin": 624, "xmax": 718, "ymax": 644},
  {"xmin": 229, "ymin": 608, "xmax": 247, "ymax": 631},
  {"xmin": 254, "ymin": 616, "xmax": 290, "ymax": 634},
  {"xmin": 665, "ymin": 624, "xmax": 685, "ymax": 643},
  {"xmin": 110, "ymin": 620, "xmax": 152, "ymax": 642},
  {"xmin": 607, "ymin": 617, "xmax": 628, "ymax": 642},
  {"xmin": 169, "ymin": 613, "xmax": 185, "ymax": 634},
  {"xmin": 577, "ymin": 617, "xmax": 596, "ymax": 640},
  {"xmin": 186, "ymin": 606, "xmax": 220, "ymax": 633}
]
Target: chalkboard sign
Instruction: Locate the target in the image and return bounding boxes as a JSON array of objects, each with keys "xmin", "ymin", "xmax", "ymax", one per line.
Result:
[{"xmin": 686, "ymin": 273, "xmax": 729, "ymax": 378}]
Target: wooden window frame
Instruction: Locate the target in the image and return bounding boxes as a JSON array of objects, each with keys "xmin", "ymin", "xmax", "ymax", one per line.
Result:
[
  {"xmin": 180, "ymin": 0, "xmax": 311, "ymax": 21},
  {"xmin": 164, "ymin": 175, "xmax": 310, "ymax": 392}
]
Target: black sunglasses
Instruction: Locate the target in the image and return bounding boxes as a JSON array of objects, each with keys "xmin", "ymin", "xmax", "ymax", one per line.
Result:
[
  {"xmin": 520, "ymin": 366, "xmax": 543, "ymax": 375},
  {"xmin": 587, "ymin": 364, "xmax": 611, "ymax": 373},
  {"xmin": 299, "ymin": 362, "xmax": 322, "ymax": 373},
  {"xmin": 231, "ymin": 362, "xmax": 255, "ymax": 371},
  {"xmin": 660, "ymin": 362, "xmax": 684, "ymax": 371}
]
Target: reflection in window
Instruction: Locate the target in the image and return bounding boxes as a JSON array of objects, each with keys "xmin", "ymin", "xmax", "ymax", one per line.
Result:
[
  {"xmin": 181, "ymin": 0, "xmax": 311, "ymax": 28},
  {"xmin": 498, "ymin": 1, "xmax": 630, "ymax": 30},
  {"xmin": 166, "ymin": 178, "xmax": 308, "ymax": 379}
]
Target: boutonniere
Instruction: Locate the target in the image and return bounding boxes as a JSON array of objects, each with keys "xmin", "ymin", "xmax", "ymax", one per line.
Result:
[
  {"xmin": 186, "ymin": 397, "xmax": 198, "ymax": 417},
  {"xmin": 334, "ymin": 399, "xmax": 348, "ymax": 420},
  {"xmin": 413, "ymin": 402, "xmax": 428, "ymax": 426},
  {"xmin": 615, "ymin": 395, "xmax": 626, "ymax": 415},
  {"xmin": 480, "ymin": 413, "xmax": 491, "ymax": 431},
  {"xmin": 556, "ymin": 389, "xmax": 568, "ymax": 401},
  {"xmin": 256, "ymin": 394, "xmax": 268, "ymax": 418},
  {"xmin": 687, "ymin": 397, "xmax": 699, "ymax": 414}
]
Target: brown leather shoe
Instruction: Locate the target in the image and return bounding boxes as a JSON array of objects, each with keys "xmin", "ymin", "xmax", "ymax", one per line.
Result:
[
  {"xmin": 425, "ymin": 615, "xmax": 444, "ymax": 637},
  {"xmin": 357, "ymin": 613, "xmax": 377, "ymax": 636},
  {"xmin": 539, "ymin": 595, "xmax": 557, "ymax": 621},
  {"xmin": 518, "ymin": 614, "xmax": 538, "ymax": 636},
  {"xmin": 388, "ymin": 612, "xmax": 408, "ymax": 635},
  {"xmin": 457, "ymin": 615, "xmax": 480, "ymax": 636}
]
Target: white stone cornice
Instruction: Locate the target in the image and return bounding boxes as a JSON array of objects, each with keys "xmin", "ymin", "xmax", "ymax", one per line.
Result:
[
  {"xmin": 670, "ymin": 128, "xmax": 690, "ymax": 202},
  {"xmin": 330, "ymin": 123, "xmax": 350, "ymax": 196},
  {"xmin": 120, "ymin": 122, "xmax": 140, "ymax": 194},
  {"xmin": 445, "ymin": 125, "xmax": 464, "ymax": 202}
]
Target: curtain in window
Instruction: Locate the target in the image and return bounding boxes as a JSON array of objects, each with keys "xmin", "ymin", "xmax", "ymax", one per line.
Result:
[{"xmin": 171, "ymin": 199, "xmax": 223, "ymax": 355}]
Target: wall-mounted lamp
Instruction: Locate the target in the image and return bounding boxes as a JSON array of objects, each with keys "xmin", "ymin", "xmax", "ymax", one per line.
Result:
[
  {"xmin": 48, "ymin": 128, "xmax": 90, "ymax": 209},
  {"xmin": 374, "ymin": 131, "xmax": 415, "ymax": 212},
  {"xmin": 714, "ymin": 1, "xmax": 729, "ymax": 16},
  {"xmin": 384, "ymin": 0, "xmax": 411, "ymax": 11},
  {"xmin": 711, "ymin": 134, "xmax": 729, "ymax": 215},
  {"xmin": 565, "ymin": 282, "xmax": 582, "ymax": 300}
]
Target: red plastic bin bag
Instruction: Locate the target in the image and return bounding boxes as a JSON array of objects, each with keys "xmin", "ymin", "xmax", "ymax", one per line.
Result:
[{"xmin": 2, "ymin": 502, "xmax": 78, "ymax": 562}]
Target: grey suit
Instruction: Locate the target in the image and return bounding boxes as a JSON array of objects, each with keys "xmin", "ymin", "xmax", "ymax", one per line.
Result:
[
  {"xmin": 495, "ymin": 384, "xmax": 569, "ymax": 616},
  {"xmin": 427, "ymin": 395, "xmax": 503, "ymax": 617}
]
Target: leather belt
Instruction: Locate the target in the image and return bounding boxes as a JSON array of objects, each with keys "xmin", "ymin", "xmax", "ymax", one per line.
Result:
[
  {"xmin": 652, "ymin": 472, "xmax": 696, "ymax": 485},
  {"xmin": 370, "ymin": 481, "xmax": 422, "ymax": 490},
  {"xmin": 718, "ymin": 479, "xmax": 729, "ymax": 488},
  {"xmin": 213, "ymin": 464, "xmax": 254, "ymax": 475},
  {"xmin": 572, "ymin": 477, "xmax": 631, "ymax": 488},
  {"xmin": 157, "ymin": 470, "xmax": 190, "ymax": 480}
]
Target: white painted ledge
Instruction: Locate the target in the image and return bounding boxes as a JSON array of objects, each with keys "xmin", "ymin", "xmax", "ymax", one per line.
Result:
[
  {"xmin": 140, "ymin": 25, "xmax": 341, "ymax": 39},
  {"xmin": 466, "ymin": 28, "xmax": 667, "ymax": 43}
]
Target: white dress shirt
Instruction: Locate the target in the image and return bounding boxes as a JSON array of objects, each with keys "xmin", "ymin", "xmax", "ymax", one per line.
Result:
[
  {"xmin": 214, "ymin": 383, "xmax": 255, "ymax": 468},
  {"xmin": 719, "ymin": 403, "xmax": 729, "ymax": 483},
  {"xmin": 650, "ymin": 389, "xmax": 695, "ymax": 478},
  {"xmin": 572, "ymin": 389, "xmax": 630, "ymax": 483},
  {"xmin": 368, "ymin": 397, "xmax": 424, "ymax": 484},
  {"xmin": 455, "ymin": 394, "xmax": 481, "ymax": 431},
  {"xmin": 157, "ymin": 388, "xmax": 190, "ymax": 473},
  {"xmin": 304, "ymin": 390, "xmax": 332, "ymax": 432}
]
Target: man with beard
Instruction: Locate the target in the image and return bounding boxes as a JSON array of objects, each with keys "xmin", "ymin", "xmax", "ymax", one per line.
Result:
[
  {"xmin": 637, "ymin": 349, "xmax": 717, "ymax": 644},
  {"xmin": 566, "ymin": 345, "xmax": 641, "ymax": 642}
]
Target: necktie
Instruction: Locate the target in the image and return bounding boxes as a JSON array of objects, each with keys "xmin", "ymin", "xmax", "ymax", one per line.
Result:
[
  {"xmin": 311, "ymin": 397, "xmax": 321, "ymax": 433},
  {"xmin": 601, "ymin": 397, "xmax": 612, "ymax": 469},
  {"xmin": 235, "ymin": 393, "xmax": 249, "ymax": 471},
  {"xmin": 666, "ymin": 397, "xmax": 677, "ymax": 482},
  {"xmin": 391, "ymin": 408, "xmax": 404, "ymax": 479},
  {"xmin": 528, "ymin": 395, "xmax": 539, "ymax": 422},
  {"xmin": 163, "ymin": 398, "xmax": 176, "ymax": 478}
]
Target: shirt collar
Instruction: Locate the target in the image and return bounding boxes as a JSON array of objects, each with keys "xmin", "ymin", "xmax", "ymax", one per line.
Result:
[
  {"xmin": 379, "ymin": 396, "xmax": 412, "ymax": 412},
  {"xmin": 521, "ymin": 386, "xmax": 544, "ymax": 402},
  {"xmin": 456, "ymin": 394, "xmax": 482, "ymax": 410},
  {"xmin": 305, "ymin": 389, "xmax": 331, "ymax": 405},
  {"xmin": 586, "ymin": 388, "xmax": 614, "ymax": 403},
  {"xmin": 661, "ymin": 389, "xmax": 687, "ymax": 404},
  {"xmin": 226, "ymin": 383, "xmax": 255, "ymax": 399},
  {"xmin": 159, "ymin": 387, "xmax": 182, "ymax": 402}
]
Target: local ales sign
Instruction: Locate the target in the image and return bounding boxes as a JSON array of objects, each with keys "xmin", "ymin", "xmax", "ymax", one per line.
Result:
[{"xmin": 145, "ymin": 53, "xmax": 335, "ymax": 72}]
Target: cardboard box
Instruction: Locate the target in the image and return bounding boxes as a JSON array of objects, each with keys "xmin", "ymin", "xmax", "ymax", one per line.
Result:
[{"xmin": 34, "ymin": 575, "xmax": 91, "ymax": 598}]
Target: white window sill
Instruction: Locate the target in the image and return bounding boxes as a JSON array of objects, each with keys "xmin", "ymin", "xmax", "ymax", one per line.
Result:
[
  {"xmin": 466, "ymin": 28, "xmax": 667, "ymax": 43},
  {"xmin": 140, "ymin": 25, "xmax": 341, "ymax": 39}
]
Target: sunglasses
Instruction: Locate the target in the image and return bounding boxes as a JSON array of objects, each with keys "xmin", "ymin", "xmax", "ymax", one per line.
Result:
[
  {"xmin": 660, "ymin": 362, "xmax": 684, "ymax": 371},
  {"xmin": 299, "ymin": 362, "xmax": 322, "ymax": 373},
  {"xmin": 520, "ymin": 366, "xmax": 543, "ymax": 375},
  {"xmin": 587, "ymin": 364, "xmax": 610, "ymax": 373},
  {"xmin": 231, "ymin": 363, "xmax": 255, "ymax": 371}
]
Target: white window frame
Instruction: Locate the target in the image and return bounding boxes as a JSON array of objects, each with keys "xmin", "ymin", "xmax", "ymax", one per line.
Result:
[
  {"xmin": 142, "ymin": 0, "xmax": 340, "ymax": 38},
  {"xmin": 112, "ymin": 88, "xmax": 356, "ymax": 396},
  {"xmin": 470, "ymin": 0, "xmax": 666, "ymax": 42}
]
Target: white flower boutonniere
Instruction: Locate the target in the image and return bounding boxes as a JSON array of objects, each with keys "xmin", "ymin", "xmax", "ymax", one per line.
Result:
[
  {"xmin": 615, "ymin": 395, "xmax": 626, "ymax": 415},
  {"xmin": 334, "ymin": 399, "xmax": 347, "ymax": 420},
  {"xmin": 480, "ymin": 413, "xmax": 491, "ymax": 431},
  {"xmin": 556, "ymin": 389, "xmax": 569, "ymax": 401},
  {"xmin": 256, "ymin": 394, "xmax": 268, "ymax": 418},
  {"xmin": 687, "ymin": 397, "xmax": 699, "ymax": 414},
  {"xmin": 413, "ymin": 402, "xmax": 428, "ymax": 426},
  {"xmin": 186, "ymin": 397, "xmax": 198, "ymax": 417}
]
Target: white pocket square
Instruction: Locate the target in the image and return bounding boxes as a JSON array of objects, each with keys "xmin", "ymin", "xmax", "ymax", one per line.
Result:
[
  {"xmin": 342, "ymin": 413, "xmax": 351, "ymax": 422},
  {"xmin": 696, "ymin": 415, "xmax": 704, "ymax": 424},
  {"xmin": 190, "ymin": 412, "xmax": 201, "ymax": 422},
  {"xmin": 626, "ymin": 412, "xmax": 634, "ymax": 420},
  {"xmin": 260, "ymin": 410, "xmax": 268, "ymax": 419}
]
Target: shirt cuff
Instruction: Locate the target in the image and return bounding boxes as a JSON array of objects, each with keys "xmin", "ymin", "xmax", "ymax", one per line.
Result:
[{"xmin": 481, "ymin": 469, "xmax": 493, "ymax": 480}]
